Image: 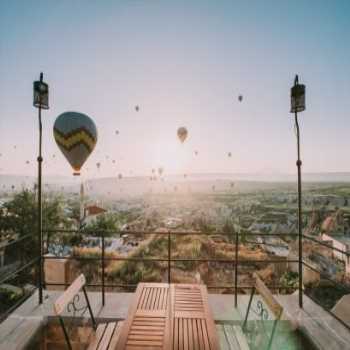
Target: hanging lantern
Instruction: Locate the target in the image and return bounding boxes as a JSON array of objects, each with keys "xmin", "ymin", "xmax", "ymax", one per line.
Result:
[
  {"xmin": 290, "ymin": 75, "xmax": 305, "ymax": 113},
  {"xmin": 33, "ymin": 72, "xmax": 49, "ymax": 109}
]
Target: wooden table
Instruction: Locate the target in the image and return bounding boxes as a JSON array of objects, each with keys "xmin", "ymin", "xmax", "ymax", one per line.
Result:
[{"xmin": 115, "ymin": 283, "xmax": 220, "ymax": 350}]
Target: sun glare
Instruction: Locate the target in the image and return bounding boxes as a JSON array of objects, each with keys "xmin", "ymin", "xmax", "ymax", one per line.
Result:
[{"xmin": 151, "ymin": 137, "xmax": 191, "ymax": 175}]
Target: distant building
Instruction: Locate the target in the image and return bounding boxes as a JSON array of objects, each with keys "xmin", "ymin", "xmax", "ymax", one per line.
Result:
[
  {"xmin": 83, "ymin": 205, "xmax": 107, "ymax": 226},
  {"xmin": 322, "ymin": 233, "xmax": 350, "ymax": 276}
]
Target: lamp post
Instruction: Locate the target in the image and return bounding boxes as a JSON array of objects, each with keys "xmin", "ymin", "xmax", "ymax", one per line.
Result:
[
  {"xmin": 33, "ymin": 73, "xmax": 49, "ymax": 304},
  {"xmin": 290, "ymin": 75, "xmax": 305, "ymax": 308}
]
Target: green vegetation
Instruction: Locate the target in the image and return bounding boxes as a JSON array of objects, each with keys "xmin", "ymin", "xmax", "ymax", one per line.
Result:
[{"xmin": 83, "ymin": 213, "xmax": 122, "ymax": 236}]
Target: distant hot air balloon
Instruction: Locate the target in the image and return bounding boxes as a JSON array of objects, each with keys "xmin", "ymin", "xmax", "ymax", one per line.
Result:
[
  {"xmin": 228, "ymin": 152, "xmax": 232, "ymax": 158},
  {"xmin": 118, "ymin": 173, "xmax": 123, "ymax": 180},
  {"xmin": 184, "ymin": 174, "xmax": 187, "ymax": 179},
  {"xmin": 152, "ymin": 168, "xmax": 155, "ymax": 174},
  {"xmin": 212, "ymin": 185, "xmax": 216, "ymax": 192},
  {"xmin": 177, "ymin": 127, "xmax": 188, "ymax": 143},
  {"xmin": 11, "ymin": 185, "xmax": 15, "ymax": 190},
  {"xmin": 135, "ymin": 105, "xmax": 139, "ymax": 112},
  {"xmin": 115, "ymin": 130, "xmax": 119, "ymax": 135},
  {"xmin": 230, "ymin": 182, "xmax": 235, "ymax": 188},
  {"xmin": 174, "ymin": 186, "xmax": 178, "ymax": 192},
  {"xmin": 53, "ymin": 111, "xmax": 97, "ymax": 176},
  {"xmin": 194, "ymin": 151, "xmax": 198, "ymax": 156},
  {"xmin": 158, "ymin": 167, "xmax": 164, "ymax": 176},
  {"xmin": 112, "ymin": 160, "xmax": 116, "ymax": 164},
  {"xmin": 238, "ymin": 95, "xmax": 243, "ymax": 102},
  {"xmin": 96, "ymin": 162, "xmax": 101, "ymax": 169},
  {"xmin": 26, "ymin": 160, "xmax": 30, "ymax": 164}
]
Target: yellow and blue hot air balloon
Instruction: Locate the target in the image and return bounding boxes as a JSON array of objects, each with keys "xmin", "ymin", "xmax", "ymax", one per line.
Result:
[{"xmin": 53, "ymin": 111, "xmax": 97, "ymax": 175}]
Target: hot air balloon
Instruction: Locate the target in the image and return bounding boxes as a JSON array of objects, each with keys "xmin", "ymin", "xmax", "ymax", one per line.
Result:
[
  {"xmin": 194, "ymin": 151, "xmax": 198, "ymax": 156},
  {"xmin": 152, "ymin": 168, "xmax": 155, "ymax": 174},
  {"xmin": 26, "ymin": 160, "xmax": 30, "ymax": 164},
  {"xmin": 158, "ymin": 167, "xmax": 163, "ymax": 176},
  {"xmin": 212, "ymin": 185, "xmax": 216, "ymax": 192},
  {"xmin": 118, "ymin": 173, "xmax": 123, "ymax": 180},
  {"xmin": 230, "ymin": 182, "xmax": 235, "ymax": 188},
  {"xmin": 112, "ymin": 160, "xmax": 116, "ymax": 164},
  {"xmin": 96, "ymin": 162, "xmax": 101, "ymax": 169},
  {"xmin": 228, "ymin": 152, "xmax": 232, "ymax": 158},
  {"xmin": 174, "ymin": 186, "xmax": 178, "ymax": 192},
  {"xmin": 238, "ymin": 95, "xmax": 243, "ymax": 102},
  {"xmin": 184, "ymin": 174, "xmax": 187, "ymax": 179},
  {"xmin": 53, "ymin": 112, "xmax": 97, "ymax": 175},
  {"xmin": 135, "ymin": 105, "xmax": 139, "ymax": 112},
  {"xmin": 177, "ymin": 127, "xmax": 188, "ymax": 143},
  {"xmin": 115, "ymin": 130, "xmax": 119, "ymax": 135}
]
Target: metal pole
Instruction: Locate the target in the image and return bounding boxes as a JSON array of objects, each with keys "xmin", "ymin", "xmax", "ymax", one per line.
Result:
[
  {"xmin": 168, "ymin": 232, "xmax": 171, "ymax": 284},
  {"xmin": 37, "ymin": 73, "xmax": 43, "ymax": 304},
  {"xmin": 234, "ymin": 229, "xmax": 238, "ymax": 308},
  {"xmin": 102, "ymin": 232, "xmax": 105, "ymax": 306},
  {"xmin": 295, "ymin": 112, "xmax": 303, "ymax": 308}
]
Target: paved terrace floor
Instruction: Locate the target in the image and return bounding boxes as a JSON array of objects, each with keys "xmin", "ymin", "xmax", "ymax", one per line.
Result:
[{"xmin": 0, "ymin": 290, "xmax": 349, "ymax": 350}]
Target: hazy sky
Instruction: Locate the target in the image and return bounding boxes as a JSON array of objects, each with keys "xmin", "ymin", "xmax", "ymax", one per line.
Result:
[{"xmin": 1, "ymin": 0, "xmax": 350, "ymax": 178}]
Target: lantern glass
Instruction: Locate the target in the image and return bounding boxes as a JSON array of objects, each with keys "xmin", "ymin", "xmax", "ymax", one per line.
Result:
[
  {"xmin": 33, "ymin": 81, "xmax": 49, "ymax": 109},
  {"xmin": 290, "ymin": 84, "xmax": 305, "ymax": 113}
]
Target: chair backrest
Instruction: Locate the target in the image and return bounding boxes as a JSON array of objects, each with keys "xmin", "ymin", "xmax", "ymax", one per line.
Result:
[
  {"xmin": 54, "ymin": 274, "xmax": 97, "ymax": 350},
  {"xmin": 242, "ymin": 273, "xmax": 283, "ymax": 350}
]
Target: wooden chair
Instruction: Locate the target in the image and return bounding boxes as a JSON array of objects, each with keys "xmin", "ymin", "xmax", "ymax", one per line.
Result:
[
  {"xmin": 53, "ymin": 274, "xmax": 124, "ymax": 350},
  {"xmin": 220, "ymin": 273, "xmax": 283, "ymax": 350}
]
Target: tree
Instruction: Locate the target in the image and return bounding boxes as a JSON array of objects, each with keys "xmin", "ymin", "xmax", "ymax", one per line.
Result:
[
  {"xmin": 222, "ymin": 220, "xmax": 235, "ymax": 242},
  {"xmin": 0, "ymin": 189, "xmax": 70, "ymax": 259},
  {"xmin": 83, "ymin": 213, "xmax": 121, "ymax": 237}
]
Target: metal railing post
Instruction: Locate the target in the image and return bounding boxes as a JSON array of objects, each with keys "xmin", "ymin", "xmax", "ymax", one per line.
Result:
[
  {"xmin": 235, "ymin": 230, "xmax": 238, "ymax": 308},
  {"xmin": 295, "ymin": 113, "xmax": 303, "ymax": 308},
  {"xmin": 101, "ymin": 232, "xmax": 105, "ymax": 306},
  {"xmin": 168, "ymin": 231, "xmax": 171, "ymax": 284},
  {"xmin": 37, "ymin": 102, "xmax": 43, "ymax": 305}
]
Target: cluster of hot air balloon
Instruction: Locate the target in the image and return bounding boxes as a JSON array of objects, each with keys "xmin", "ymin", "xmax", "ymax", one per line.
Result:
[{"xmin": 8, "ymin": 91, "xmax": 245, "ymax": 191}]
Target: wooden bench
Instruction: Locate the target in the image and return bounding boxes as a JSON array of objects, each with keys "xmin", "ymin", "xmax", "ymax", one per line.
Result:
[
  {"xmin": 115, "ymin": 283, "xmax": 220, "ymax": 349},
  {"xmin": 219, "ymin": 274, "xmax": 283, "ymax": 350},
  {"xmin": 53, "ymin": 274, "xmax": 124, "ymax": 350}
]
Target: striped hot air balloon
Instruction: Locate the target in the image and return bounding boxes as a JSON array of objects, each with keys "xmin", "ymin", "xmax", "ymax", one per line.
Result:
[{"xmin": 53, "ymin": 111, "xmax": 97, "ymax": 175}]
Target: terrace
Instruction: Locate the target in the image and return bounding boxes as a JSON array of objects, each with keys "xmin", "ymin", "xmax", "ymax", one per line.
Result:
[{"xmin": 1, "ymin": 229, "xmax": 350, "ymax": 349}]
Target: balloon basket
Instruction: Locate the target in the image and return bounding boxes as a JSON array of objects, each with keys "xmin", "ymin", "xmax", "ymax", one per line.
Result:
[{"xmin": 73, "ymin": 172, "xmax": 80, "ymax": 176}]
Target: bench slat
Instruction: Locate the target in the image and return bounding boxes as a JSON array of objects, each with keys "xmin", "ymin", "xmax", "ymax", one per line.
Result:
[
  {"xmin": 98, "ymin": 322, "xmax": 117, "ymax": 350},
  {"xmin": 254, "ymin": 273, "xmax": 283, "ymax": 318},
  {"xmin": 108, "ymin": 321, "xmax": 124, "ymax": 350},
  {"xmin": 87, "ymin": 323, "xmax": 107, "ymax": 350},
  {"xmin": 54, "ymin": 274, "xmax": 86, "ymax": 315}
]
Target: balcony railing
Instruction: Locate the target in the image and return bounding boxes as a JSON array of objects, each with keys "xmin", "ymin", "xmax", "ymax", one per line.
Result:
[{"xmin": 1, "ymin": 229, "xmax": 350, "ymax": 333}]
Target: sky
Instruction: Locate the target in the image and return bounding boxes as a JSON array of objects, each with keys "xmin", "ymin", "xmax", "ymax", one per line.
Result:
[{"xmin": 0, "ymin": 0, "xmax": 350, "ymax": 179}]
